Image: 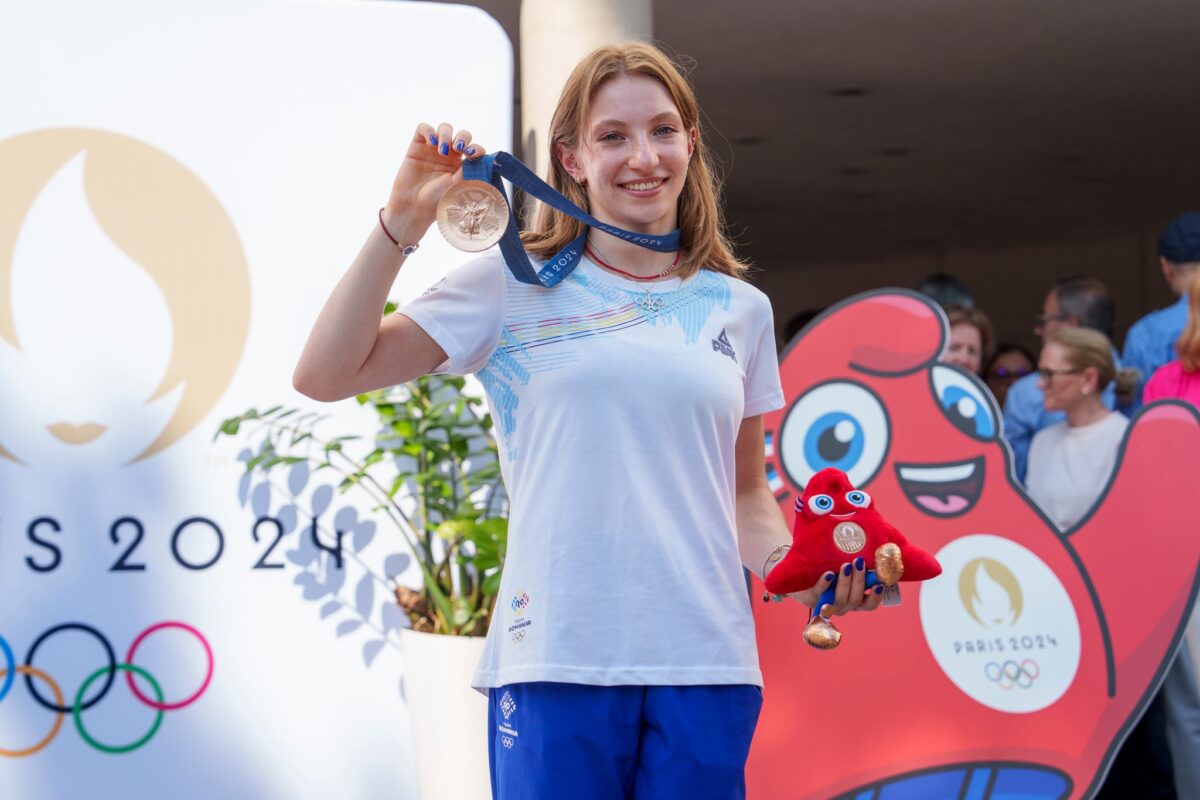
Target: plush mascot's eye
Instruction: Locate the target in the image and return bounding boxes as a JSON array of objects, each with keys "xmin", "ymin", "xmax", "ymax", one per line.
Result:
[
  {"xmin": 845, "ymin": 490, "xmax": 871, "ymax": 507},
  {"xmin": 930, "ymin": 366, "xmax": 998, "ymax": 441},
  {"xmin": 810, "ymin": 494, "xmax": 835, "ymax": 514},
  {"xmin": 779, "ymin": 381, "xmax": 890, "ymax": 490}
]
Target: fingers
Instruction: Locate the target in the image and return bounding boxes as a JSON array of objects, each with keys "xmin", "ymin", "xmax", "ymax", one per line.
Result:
[
  {"xmin": 412, "ymin": 123, "xmax": 486, "ymax": 162},
  {"xmin": 435, "ymin": 122, "xmax": 454, "ymax": 156},
  {"xmin": 451, "ymin": 129, "xmax": 472, "ymax": 155},
  {"xmin": 794, "ymin": 571, "xmax": 836, "ymax": 609},
  {"xmin": 414, "ymin": 122, "xmax": 438, "ymax": 145},
  {"xmin": 857, "ymin": 586, "xmax": 885, "ymax": 612},
  {"xmin": 830, "ymin": 557, "xmax": 869, "ymax": 615}
]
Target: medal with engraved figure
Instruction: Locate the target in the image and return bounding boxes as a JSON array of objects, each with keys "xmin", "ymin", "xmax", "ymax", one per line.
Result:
[
  {"xmin": 436, "ymin": 181, "xmax": 509, "ymax": 252},
  {"xmin": 833, "ymin": 521, "xmax": 867, "ymax": 554}
]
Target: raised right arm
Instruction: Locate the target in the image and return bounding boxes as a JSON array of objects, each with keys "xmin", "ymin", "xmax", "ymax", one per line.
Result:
[{"xmin": 292, "ymin": 123, "xmax": 485, "ymax": 402}]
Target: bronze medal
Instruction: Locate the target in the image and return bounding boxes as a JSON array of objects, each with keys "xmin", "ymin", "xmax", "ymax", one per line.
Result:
[
  {"xmin": 832, "ymin": 521, "xmax": 867, "ymax": 554},
  {"xmin": 436, "ymin": 181, "xmax": 509, "ymax": 252}
]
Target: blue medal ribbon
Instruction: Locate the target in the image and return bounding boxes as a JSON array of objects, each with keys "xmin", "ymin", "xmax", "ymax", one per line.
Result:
[{"xmin": 461, "ymin": 152, "xmax": 681, "ymax": 287}]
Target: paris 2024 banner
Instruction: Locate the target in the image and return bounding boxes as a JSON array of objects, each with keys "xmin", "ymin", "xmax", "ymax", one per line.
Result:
[
  {"xmin": 749, "ymin": 290, "xmax": 1200, "ymax": 799},
  {"xmin": 0, "ymin": 2, "xmax": 510, "ymax": 797}
]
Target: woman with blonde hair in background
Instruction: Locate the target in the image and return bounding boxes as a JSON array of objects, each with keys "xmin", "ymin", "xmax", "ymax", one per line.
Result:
[
  {"xmin": 293, "ymin": 42, "xmax": 881, "ymax": 799},
  {"xmin": 1023, "ymin": 327, "xmax": 1135, "ymax": 530}
]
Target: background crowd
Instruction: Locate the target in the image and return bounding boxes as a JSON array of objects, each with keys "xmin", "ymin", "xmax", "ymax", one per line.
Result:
[{"xmin": 921, "ymin": 212, "xmax": 1200, "ymax": 800}]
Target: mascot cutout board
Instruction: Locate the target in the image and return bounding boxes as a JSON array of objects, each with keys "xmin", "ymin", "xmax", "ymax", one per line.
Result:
[{"xmin": 749, "ymin": 289, "xmax": 1200, "ymax": 800}]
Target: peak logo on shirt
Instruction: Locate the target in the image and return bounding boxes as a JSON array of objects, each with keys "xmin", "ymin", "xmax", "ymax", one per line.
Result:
[{"xmin": 712, "ymin": 328, "xmax": 737, "ymax": 363}]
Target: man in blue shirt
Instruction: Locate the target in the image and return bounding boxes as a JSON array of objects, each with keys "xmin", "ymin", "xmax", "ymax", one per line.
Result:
[
  {"xmin": 1123, "ymin": 212, "xmax": 1200, "ymax": 408},
  {"xmin": 1002, "ymin": 276, "xmax": 1116, "ymax": 482}
]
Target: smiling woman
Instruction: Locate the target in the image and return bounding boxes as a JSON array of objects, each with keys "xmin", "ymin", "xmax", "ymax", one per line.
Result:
[{"xmin": 291, "ymin": 41, "xmax": 847, "ymax": 800}]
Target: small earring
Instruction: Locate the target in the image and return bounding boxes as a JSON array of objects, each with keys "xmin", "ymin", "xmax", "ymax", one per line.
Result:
[{"xmin": 1082, "ymin": 387, "xmax": 1090, "ymax": 395}]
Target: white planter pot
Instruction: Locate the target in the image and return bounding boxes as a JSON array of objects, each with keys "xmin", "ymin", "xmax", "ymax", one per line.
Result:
[{"xmin": 400, "ymin": 628, "xmax": 490, "ymax": 800}]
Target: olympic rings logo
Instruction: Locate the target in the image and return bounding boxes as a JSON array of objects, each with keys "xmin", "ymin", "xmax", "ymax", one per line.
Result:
[
  {"xmin": 0, "ymin": 621, "xmax": 213, "ymax": 756},
  {"xmin": 984, "ymin": 659, "xmax": 1039, "ymax": 690}
]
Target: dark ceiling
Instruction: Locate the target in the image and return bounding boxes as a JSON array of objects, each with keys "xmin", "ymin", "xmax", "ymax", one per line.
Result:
[{"xmin": 439, "ymin": 0, "xmax": 1200, "ymax": 269}]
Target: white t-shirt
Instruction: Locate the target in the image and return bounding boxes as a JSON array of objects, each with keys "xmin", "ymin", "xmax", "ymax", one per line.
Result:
[
  {"xmin": 1024, "ymin": 412, "xmax": 1129, "ymax": 530},
  {"xmin": 399, "ymin": 249, "xmax": 784, "ymax": 690}
]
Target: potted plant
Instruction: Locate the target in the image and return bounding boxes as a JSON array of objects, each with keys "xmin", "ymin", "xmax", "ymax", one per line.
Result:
[{"xmin": 216, "ymin": 370, "xmax": 506, "ymax": 799}]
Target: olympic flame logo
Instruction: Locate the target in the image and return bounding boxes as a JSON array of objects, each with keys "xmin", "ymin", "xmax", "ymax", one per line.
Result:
[
  {"xmin": 0, "ymin": 128, "xmax": 250, "ymax": 466},
  {"xmin": 0, "ymin": 621, "xmax": 213, "ymax": 756},
  {"xmin": 959, "ymin": 557, "xmax": 1023, "ymax": 627}
]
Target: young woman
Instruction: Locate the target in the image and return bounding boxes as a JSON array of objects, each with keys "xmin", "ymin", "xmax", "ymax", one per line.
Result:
[
  {"xmin": 294, "ymin": 43, "xmax": 881, "ymax": 799},
  {"xmin": 1023, "ymin": 327, "xmax": 1135, "ymax": 530}
]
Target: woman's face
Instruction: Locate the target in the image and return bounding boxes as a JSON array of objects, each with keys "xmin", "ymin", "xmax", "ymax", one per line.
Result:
[
  {"xmin": 558, "ymin": 73, "xmax": 693, "ymax": 235},
  {"xmin": 985, "ymin": 349, "xmax": 1033, "ymax": 406},
  {"xmin": 944, "ymin": 322, "xmax": 984, "ymax": 375},
  {"xmin": 1037, "ymin": 342, "xmax": 1093, "ymax": 413}
]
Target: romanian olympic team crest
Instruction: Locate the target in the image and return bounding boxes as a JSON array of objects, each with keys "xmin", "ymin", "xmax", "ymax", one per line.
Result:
[
  {"xmin": 0, "ymin": 622, "xmax": 212, "ymax": 757},
  {"xmin": 509, "ymin": 591, "xmax": 531, "ymax": 642},
  {"xmin": 751, "ymin": 289, "xmax": 1200, "ymax": 799}
]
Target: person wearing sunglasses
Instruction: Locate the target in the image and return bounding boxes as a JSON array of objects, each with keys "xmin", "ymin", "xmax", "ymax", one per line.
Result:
[
  {"xmin": 983, "ymin": 343, "xmax": 1035, "ymax": 408},
  {"xmin": 1024, "ymin": 327, "xmax": 1135, "ymax": 531}
]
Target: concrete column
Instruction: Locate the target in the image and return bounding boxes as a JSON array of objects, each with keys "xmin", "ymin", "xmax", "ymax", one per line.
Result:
[{"xmin": 519, "ymin": 0, "xmax": 653, "ymax": 178}]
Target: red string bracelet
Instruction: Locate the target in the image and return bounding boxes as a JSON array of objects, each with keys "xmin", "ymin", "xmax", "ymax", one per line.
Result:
[
  {"xmin": 378, "ymin": 208, "xmax": 399, "ymax": 245},
  {"xmin": 379, "ymin": 208, "xmax": 419, "ymax": 256}
]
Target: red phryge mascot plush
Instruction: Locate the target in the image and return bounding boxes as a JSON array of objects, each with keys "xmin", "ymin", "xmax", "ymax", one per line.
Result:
[{"xmin": 763, "ymin": 467, "xmax": 942, "ymax": 649}]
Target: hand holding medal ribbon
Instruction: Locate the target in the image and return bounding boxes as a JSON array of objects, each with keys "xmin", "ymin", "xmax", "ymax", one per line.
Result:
[{"xmin": 437, "ymin": 151, "xmax": 682, "ymax": 288}]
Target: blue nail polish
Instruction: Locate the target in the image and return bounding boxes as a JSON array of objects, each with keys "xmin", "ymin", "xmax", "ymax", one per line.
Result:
[
  {"xmin": 466, "ymin": 147, "xmax": 477, "ymax": 156},
  {"xmin": 455, "ymin": 141, "xmax": 464, "ymax": 151},
  {"xmin": 842, "ymin": 564, "xmax": 852, "ymax": 577},
  {"xmin": 824, "ymin": 573, "xmax": 834, "ymax": 582},
  {"xmin": 440, "ymin": 143, "xmax": 449, "ymax": 156},
  {"xmin": 875, "ymin": 585, "xmax": 883, "ymax": 594},
  {"xmin": 855, "ymin": 557, "xmax": 865, "ymax": 571},
  {"xmin": 430, "ymin": 135, "xmax": 438, "ymax": 145}
]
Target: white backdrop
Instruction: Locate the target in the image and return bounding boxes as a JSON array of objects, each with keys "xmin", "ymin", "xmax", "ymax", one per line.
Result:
[{"xmin": 0, "ymin": 1, "xmax": 512, "ymax": 797}]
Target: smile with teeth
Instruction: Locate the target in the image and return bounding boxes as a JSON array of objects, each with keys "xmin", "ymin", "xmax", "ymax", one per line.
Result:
[
  {"xmin": 621, "ymin": 179, "xmax": 664, "ymax": 191},
  {"xmin": 894, "ymin": 456, "xmax": 985, "ymax": 518}
]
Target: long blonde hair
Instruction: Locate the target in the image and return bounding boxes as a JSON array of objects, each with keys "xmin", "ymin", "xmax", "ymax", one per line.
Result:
[
  {"xmin": 519, "ymin": 42, "xmax": 748, "ymax": 280},
  {"xmin": 1177, "ymin": 272, "xmax": 1200, "ymax": 373}
]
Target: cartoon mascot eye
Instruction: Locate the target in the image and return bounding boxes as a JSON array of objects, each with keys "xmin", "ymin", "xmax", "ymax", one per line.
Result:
[
  {"xmin": 778, "ymin": 381, "xmax": 890, "ymax": 489},
  {"xmin": 845, "ymin": 490, "xmax": 870, "ymax": 508},
  {"xmin": 930, "ymin": 366, "xmax": 997, "ymax": 441},
  {"xmin": 810, "ymin": 494, "xmax": 835, "ymax": 514}
]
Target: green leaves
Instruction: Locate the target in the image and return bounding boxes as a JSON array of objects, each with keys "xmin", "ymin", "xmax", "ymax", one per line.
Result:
[{"xmin": 215, "ymin": 375, "xmax": 508, "ymax": 637}]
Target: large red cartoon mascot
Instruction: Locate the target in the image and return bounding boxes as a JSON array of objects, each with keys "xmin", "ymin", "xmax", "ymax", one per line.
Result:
[{"xmin": 750, "ymin": 290, "xmax": 1200, "ymax": 800}]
